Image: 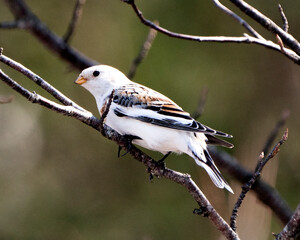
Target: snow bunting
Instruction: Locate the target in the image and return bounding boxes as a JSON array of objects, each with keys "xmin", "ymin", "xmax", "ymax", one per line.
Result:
[{"xmin": 75, "ymin": 65, "xmax": 234, "ymax": 193}]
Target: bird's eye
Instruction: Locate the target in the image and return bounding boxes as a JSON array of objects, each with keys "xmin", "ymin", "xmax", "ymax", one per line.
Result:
[{"xmin": 93, "ymin": 70, "xmax": 100, "ymax": 77}]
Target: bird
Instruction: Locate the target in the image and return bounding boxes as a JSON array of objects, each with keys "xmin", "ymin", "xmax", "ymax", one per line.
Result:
[{"xmin": 75, "ymin": 65, "xmax": 234, "ymax": 193}]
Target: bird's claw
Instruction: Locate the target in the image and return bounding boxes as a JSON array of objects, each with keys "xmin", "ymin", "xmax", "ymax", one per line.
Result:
[
  {"xmin": 117, "ymin": 139, "xmax": 133, "ymax": 158},
  {"xmin": 156, "ymin": 159, "xmax": 166, "ymax": 170}
]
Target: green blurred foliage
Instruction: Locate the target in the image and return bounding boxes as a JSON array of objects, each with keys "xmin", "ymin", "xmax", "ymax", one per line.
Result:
[{"xmin": 0, "ymin": 0, "xmax": 300, "ymax": 239}]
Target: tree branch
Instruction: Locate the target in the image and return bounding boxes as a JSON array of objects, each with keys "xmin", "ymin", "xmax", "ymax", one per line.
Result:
[
  {"xmin": 0, "ymin": 54, "xmax": 86, "ymax": 112},
  {"xmin": 0, "ymin": 53, "xmax": 240, "ymax": 240},
  {"xmin": 261, "ymin": 110, "xmax": 290, "ymax": 157},
  {"xmin": 127, "ymin": 21, "xmax": 158, "ymax": 80},
  {"xmin": 63, "ymin": 0, "xmax": 86, "ymax": 43},
  {"xmin": 275, "ymin": 203, "xmax": 300, "ymax": 240},
  {"xmin": 230, "ymin": 129, "xmax": 288, "ymax": 232},
  {"xmin": 2, "ymin": 0, "xmax": 97, "ymax": 70},
  {"xmin": 210, "ymin": 147, "xmax": 292, "ymax": 225},
  {"xmin": 229, "ymin": 0, "xmax": 300, "ymax": 55},
  {"xmin": 278, "ymin": 4, "xmax": 289, "ymax": 33},
  {"xmin": 192, "ymin": 86, "xmax": 291, "ymax": 226},
  {"xmin": 191, "ymin": 87, "xmax": 209, "ymax": 120},
  {"xmin": 212, "ymin": 0, "xmax": 263, "ymax": 39},
  {"xmin": 2, "ymin": 0, "xmax": 300, "ymax": 64},
  {"xmin": 122, "ymin": 0, "xmax": 300, "ymax": 64}
]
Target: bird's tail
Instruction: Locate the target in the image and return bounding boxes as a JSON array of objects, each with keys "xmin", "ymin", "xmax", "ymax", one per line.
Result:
[{"xmin": 191, "ymin": 147, "xmax": 233, "ymax": 194}]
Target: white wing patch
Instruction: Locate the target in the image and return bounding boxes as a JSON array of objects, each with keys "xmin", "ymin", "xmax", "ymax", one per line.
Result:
[{"xmin": 111, "ymin": 84, "xmax": 232, "ymax": 138}]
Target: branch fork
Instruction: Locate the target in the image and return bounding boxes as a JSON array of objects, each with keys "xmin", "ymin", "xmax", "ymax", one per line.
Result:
[{"xmin": 122, "ymin": 0, "xmax": 300, "ymax": 64}]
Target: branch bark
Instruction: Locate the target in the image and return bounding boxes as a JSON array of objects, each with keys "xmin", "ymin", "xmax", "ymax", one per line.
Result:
[{"xmin": 275, "ymin": 204, "xmax": 300, "ymax": 240}]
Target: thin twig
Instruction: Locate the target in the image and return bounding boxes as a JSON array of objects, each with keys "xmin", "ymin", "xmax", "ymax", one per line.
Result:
[
  {"xmin": 0, "ymin": 55, "xmax": 240, "ymax": 240},
  {"xmin": 261, "ymin": 110, "xmax": 290, "ymax": 158},
  {"xmin": 278, "ymin": 4, "xmax": 289, "ymax": 33},
  {"xmin": 3, "ymin": 0, "xmax": 97, "ymax": 70},
  {"xmin": 230, "ymin": 129, "xmax": 288, "ymax": 232},
  {"xmin": 229, "ymin": 0, "xmax": 300, "ymax": 55},
  {"xmin": 127, "ymin": 21, "xmax": 158, "ymax": 80},
  {"xmin": 275, "ymin": 203, "xmax": 300, "ymax": 240},
  {"xmin": 212, "ymin": 0, "xmax": 264, "ymax": 39},
  {"xmin": 210, "ymin": 147, "xmax": 292, "ymax": 225},
  {"xmin": 64, "ymin": 0, "xmax": 86, "ymax": 43},
  {"xmin": 191, "ymin": 87, "xmax": 209, "ymax": 120}
]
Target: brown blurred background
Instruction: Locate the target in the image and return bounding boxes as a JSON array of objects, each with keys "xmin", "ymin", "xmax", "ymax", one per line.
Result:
[{"xmin": 0, "ymin": 0, "xmax": 300, "ymax": 239}]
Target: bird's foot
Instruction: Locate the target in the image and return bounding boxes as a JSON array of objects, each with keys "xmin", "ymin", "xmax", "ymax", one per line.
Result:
[
  {"xmin": 118, "ymin": 144, "xmax": 132, "ymax": 158},
  {"xmin": 155, "ymin": 151, "xmax": 171, "ymax": 170},
  {"xmin": 117, "ymin": 144, "xmax": 132, "ymax": 158},
  {"xmin": 147, "ymin": 152, "xmax": 172, "ymax": 181},
  {"xmin": 117, "ymin": 135, "xmax": 139, "ymax": 158},
  {"xmin": 156, "ymin": 159, "xmax": 166, "ymax": 170}
]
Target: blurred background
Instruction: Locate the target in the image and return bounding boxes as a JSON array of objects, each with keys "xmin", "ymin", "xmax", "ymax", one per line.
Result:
[{"xmin": 0, "ymin": 0, "xmax": 300, "ymax": 239}]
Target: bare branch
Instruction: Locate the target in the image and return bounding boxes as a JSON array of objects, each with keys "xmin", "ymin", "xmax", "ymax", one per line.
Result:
[
  {"xmin": 0, "ymin": 55, "xmax": 240, "ymax": 240},
  {"xmin": 210, "ymin": 147, "xmax": 292, "ymax": 225},
  {"xmin": 64, "ymin": 0, "xmax": 86, "ymax": 43},
  {"xmin": 191, "ymin": 87, "xmax": 209, "ymax": 120},
  {"xmin": 212, "ymin": 0, "xmax": 264, "ymax": 39},
  {"xmin": 278, "ymin": 4, "xmax": 289, "ymax": 33},
  {"xmin": 261, "ymin": 110, "xmax": 290, "ymax": 156},
  {"xmin": 3, "ymin": 0, "xmax": 97, "ymax": 70},
  {"xmin": 229, "ymin": 0, "xmax": 300, "ymax": 55},
  {"xmin": 121, "ymin": 0, "xmax": 250, "ymax": 43},
  {"xmin": 161, "ymin": 85, "xmax": 291, "ymax": 226},
  {"xmin": 0, "ymin": 54, "xmax": 86, "ymax": 112},
  {"xmin": 122, "ymin": 0, "xmax": 300, "ymax": 64},
  {"xmin": 230, "ymin": 129, "xmax": 288, "ymax": 232},
  {"xmin": 275, "ymin": 203, "xmax": 300, "ymax": 240},
  {"xmin": 127, "ymin": 21, "xmax": 158, "ymax": 80}
]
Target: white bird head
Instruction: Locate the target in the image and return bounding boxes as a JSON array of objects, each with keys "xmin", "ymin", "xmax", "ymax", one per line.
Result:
[{"xmin": 75, "ymin": 65, "xmax": 131, "ymax": 98}]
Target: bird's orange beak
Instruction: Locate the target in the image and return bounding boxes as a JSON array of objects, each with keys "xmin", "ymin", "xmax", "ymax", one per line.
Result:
[{"xmin": 75, "ymin": 76, "xmax": 87, "ymax": 85}]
